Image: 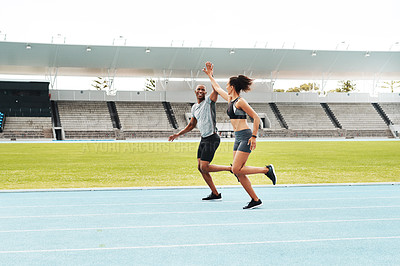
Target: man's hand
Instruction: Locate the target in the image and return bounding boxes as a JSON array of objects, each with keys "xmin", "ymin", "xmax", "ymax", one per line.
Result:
[{"xmin": 168, "ymin": 133, "xmax": 179, "ymax": 142}]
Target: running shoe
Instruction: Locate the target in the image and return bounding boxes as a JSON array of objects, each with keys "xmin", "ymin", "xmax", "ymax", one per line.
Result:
[
  {"xmin": 243, "ymin": 199, "xmax": 263, "ymax": 209},
  {"xmin": 202, "ymin": 193, "xmax": 222, "ymax": 200},
  {"xmin": 265, "ymin": 164, "xmax": 277, "ymax": 185},
  {"xmin": 230, "ymin": 164, "xmax": 240, "ymax": 182}
]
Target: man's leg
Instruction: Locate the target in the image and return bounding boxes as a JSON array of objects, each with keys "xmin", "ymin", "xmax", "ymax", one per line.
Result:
[
  {"xmin": 199, "ymin": 161, "xmax": 231, "ymax": 173},
  {"xmin": 198, "ymin": 159, "xmax": 219, "ymax": 196},
  {"xmin": 198, "ymin": 134, "xmax": 230, "ymax": 198}
]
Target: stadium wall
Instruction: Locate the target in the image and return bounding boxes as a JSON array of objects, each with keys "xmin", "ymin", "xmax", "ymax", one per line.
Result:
[{"xmin": 50, "ymin": 90, "xmax": 400, "ymax": 103}]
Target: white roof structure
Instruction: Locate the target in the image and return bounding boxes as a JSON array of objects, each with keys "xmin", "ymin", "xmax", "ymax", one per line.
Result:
[{"xmin": 0, "ymin": 41, "xmax": 399, "ymax": 81}]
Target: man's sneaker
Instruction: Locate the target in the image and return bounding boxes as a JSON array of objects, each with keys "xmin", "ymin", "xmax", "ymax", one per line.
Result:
[
  {"xmin": 265, "ymin": 164, "xmax": 277, "ymax": 185},
  {"xmin": 202, "ymin": 193, "xmax": 222, "ymax": 201},
  {"xmin": 243, "ymin": 199, "xmax": 263, "ymax": 209},
  {"xmin": 230, "ymin": 164, "xmax": 240, "ymax": 182}
]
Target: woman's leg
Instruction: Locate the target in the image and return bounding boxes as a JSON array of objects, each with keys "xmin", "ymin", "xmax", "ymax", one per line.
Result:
[
  {"xmin": 231, "ymin": 130, "xmax": 269, "ymax": 176},
  {"xmin": 231, "ymin": 152, "xmax": 268, "ymax": 176},
  {"xmin": 232, "ymin": 151, "xmax": 259, "ymax": 201},
  {"xmin": 233, "ymin": 165, "xmax": 268, "ymax": 175}
]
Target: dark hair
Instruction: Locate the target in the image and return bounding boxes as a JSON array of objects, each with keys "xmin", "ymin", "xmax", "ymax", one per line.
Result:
[{"xmin": 229, "ymin": 75, "xmax": 253, "ymax": 94}]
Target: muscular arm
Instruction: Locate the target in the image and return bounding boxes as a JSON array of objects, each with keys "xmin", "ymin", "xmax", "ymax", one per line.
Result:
[
  {"xmin": 209, "ymin": 88, "xmax": 218, "ymax": 102},
  {"xmin": 168, "ymin": 117, "xmax": 197, "ymax": 141}
]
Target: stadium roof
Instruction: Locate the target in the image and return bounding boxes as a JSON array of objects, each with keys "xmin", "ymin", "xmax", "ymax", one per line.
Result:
[{"xmin": 0, "ymin": 41, "xmax": 399, "ymax": 80}]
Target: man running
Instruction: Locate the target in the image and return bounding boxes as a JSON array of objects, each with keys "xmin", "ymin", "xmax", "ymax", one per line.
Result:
[{"xmin": 168, "ymin": 84, "xmax": 231, "ymax": 200}]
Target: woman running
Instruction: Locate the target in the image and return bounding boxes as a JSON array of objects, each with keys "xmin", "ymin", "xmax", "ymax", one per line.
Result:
[{"xmin": 203, "ymin": 61, "xmax": 277, "ymax": 209}]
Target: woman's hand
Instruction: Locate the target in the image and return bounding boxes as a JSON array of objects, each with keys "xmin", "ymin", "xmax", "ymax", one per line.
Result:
[
  {"xmin": 248, "ymin": 136, "xmax": 256, "ymax": 151},
  {"xmin": 202, "ymin": 61, "xmax": 214, "ymax": 77}
]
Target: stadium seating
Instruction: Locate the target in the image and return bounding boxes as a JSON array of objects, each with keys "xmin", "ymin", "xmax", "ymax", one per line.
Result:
[
  {"xmin": 0, "ymin": 117, "xmax": 52, "ymax": 139},
  {"xmin": 169, "ymin": 103, "xmax": 201, "ymax": 138},
  {"xmin": 170, "ymin": 103, "xmax": 193, "ymax": 129},
  {"xmin": 380, "ymin": 103, "xmax": 400, "ymax": 124},
  {"xmin": 57, "ymin": 101, "xmax": 115, "ymax": 139},
  {"xmin": 116, "ymin": 102, "xmax": 172, "ymax": 131},
  {"xmin": 58, "ymin": 101, "xmax": 114, "ymax": 131},
  {"xmin": 276, "ymin": 103, "xmax": 336, "ymax": 130},
  {"xmin": 249, "ymin": 103, "xmax": 284, "ymax": 129},
  {"xmin": 328, "ymin": 103, "xmax": 388, "ymax": 130},
  {"xmin": 0, "ymin": 100, "xmax": 395, "ymax": 140},
  {"xmin": 327, "ymin": 103, "xmax": 391, "ymax": 138}
]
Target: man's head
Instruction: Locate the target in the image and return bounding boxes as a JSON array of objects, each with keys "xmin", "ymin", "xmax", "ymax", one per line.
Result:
[{"xmin": 194, "ymin": 84, "xmax": 207, "ymax": 102}]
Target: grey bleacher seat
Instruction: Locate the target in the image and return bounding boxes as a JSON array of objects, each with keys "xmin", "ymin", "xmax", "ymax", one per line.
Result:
[
  {"xmin": 116, "ymin": 102, "xmax": 171, "ymax": 131},
  {"xmin": 170, "ymin": 103, "xmax": 193, "ymax": 128},
  {"xmin": 379, "ymin": 103, "xmax": 400, "ymax": 124},
  {"xmin": 58, "ymin": 101, "xmax": 114, "ymax": 131},
  {"xmin": 1, "ymin": 117, "xmax": 53, "ymax": 138},
  {"xmin": 215, "ymin": 102, "xmax": 231, "ymax": 123},
  {"xmin": 328, "ymin": 103, "xmax": 388, "ymax": 130},
  {"xmin": 250, "ymin": 103, "xmax": 285, "ymax": 129},
  {"xmin": 276, "ymin": 103, "xmax": 336, "ymax": 130}
]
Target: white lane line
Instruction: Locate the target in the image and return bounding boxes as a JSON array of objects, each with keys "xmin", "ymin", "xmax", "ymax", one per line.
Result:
[
  {"xmin": 1, "ymin": 218, "xmax": 400, "ymax": 233},
  {"xmin": 1, "ymin": 205, "xmax": 400, "ymax": 219},
  {"xmin": 1, "ymin": 236, "xmax": 400, "ymax": 254},
  {"xmin": 1, "ymin": 196, "xmax": 400, "ymax": 209},
  {"xmin": 0, "ymin": 201, "xmax": 239, "ymax": 209},
  {"xmin": 2, "ymin": 188, "xmax": 399, "ymax": 200},
  {"xmin": 0, "ymin": 194, "xmax": 195, "ymax": 200}
]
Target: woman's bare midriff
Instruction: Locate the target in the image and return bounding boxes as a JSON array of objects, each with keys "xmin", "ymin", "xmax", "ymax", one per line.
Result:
[{"xmin": 231, "ymin": 119, "xmax": 250, "ymax": 132}]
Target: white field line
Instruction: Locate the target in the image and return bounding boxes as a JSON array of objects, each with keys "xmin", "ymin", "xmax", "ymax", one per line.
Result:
[
  {"xmin": 1, "ymin": 236, "xmax": 400, "ymax": 254},
  {"xmin": 1, "ymin": 217, "xmax": 400, "ymax": 233}
]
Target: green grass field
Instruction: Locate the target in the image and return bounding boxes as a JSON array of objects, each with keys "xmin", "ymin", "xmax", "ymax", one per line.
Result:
[{"xmin": 0, "ymin": 141, "xmax": 399, "ymax": 190}]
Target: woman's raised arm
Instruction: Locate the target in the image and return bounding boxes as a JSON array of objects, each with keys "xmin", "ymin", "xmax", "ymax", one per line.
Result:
[{"xmin": 203, "ymin": 62, "xmax": 229, "ymax": 101}]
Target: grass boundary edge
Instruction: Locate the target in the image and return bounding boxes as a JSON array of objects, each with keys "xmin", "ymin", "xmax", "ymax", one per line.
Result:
[{"xmin": 1, "ymin": 182, "xmax": 399, "ymax": 193}]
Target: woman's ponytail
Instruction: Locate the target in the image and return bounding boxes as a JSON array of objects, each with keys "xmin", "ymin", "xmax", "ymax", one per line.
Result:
[{"xmin": 229, "ymin": 75, "xmax": 253, "ymax": 94}]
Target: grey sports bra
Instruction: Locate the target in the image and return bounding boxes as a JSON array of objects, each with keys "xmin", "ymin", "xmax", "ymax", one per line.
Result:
[{"xmin": 227, "ymin": 97, "xmax": 247, "ymax": 119}]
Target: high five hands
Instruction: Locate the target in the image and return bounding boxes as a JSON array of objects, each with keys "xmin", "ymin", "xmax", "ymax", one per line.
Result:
[{"xmin": 203, "ymin": 62, "xmax": 213, "ymax": 77}]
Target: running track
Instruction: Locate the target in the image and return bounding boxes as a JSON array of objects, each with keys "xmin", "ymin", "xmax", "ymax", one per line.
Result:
[{"xmin": 1, "ymin": 184, "xmax": 400, "ymax": 265}]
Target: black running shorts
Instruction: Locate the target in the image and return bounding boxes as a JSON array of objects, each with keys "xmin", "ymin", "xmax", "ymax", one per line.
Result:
[{"xmin": 197, "ymin": 133, "xmax": 220, "ymax": 162}]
